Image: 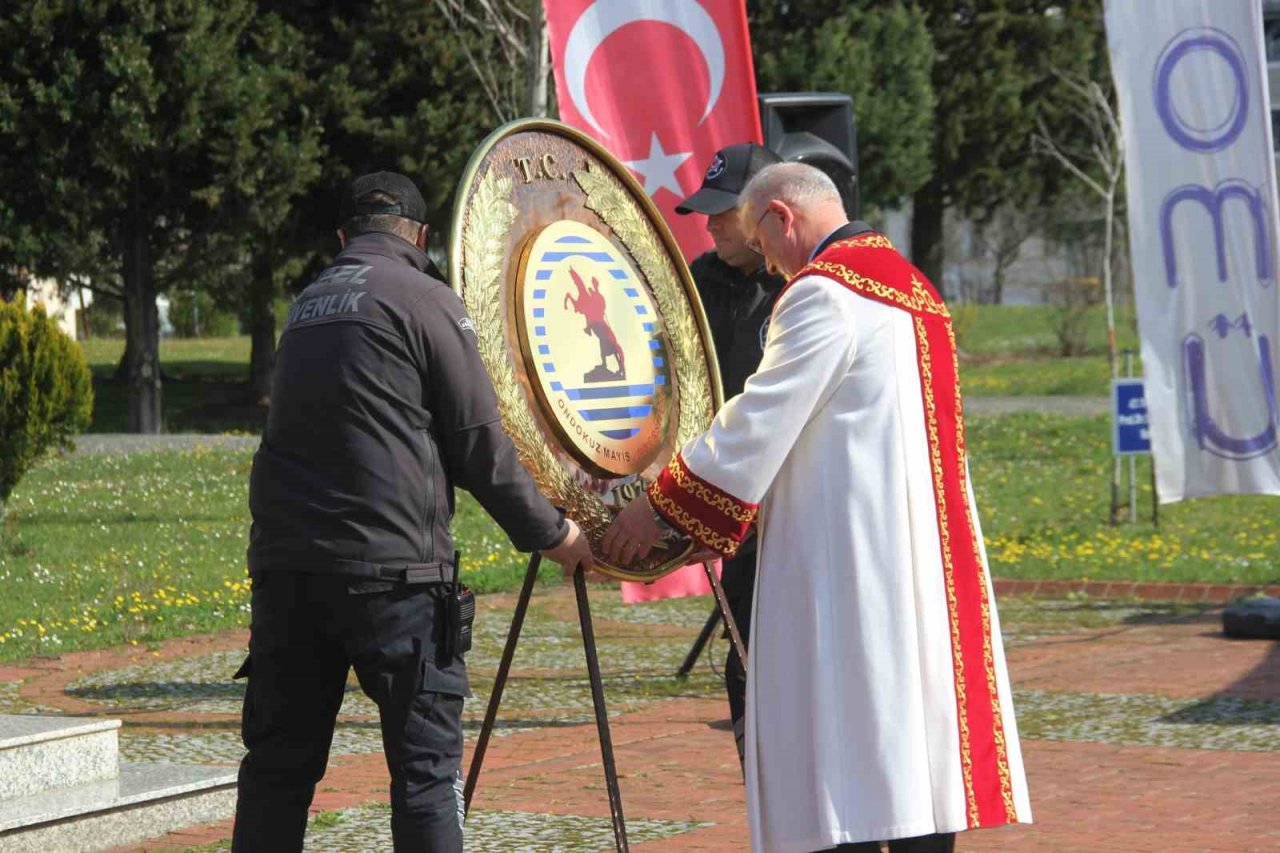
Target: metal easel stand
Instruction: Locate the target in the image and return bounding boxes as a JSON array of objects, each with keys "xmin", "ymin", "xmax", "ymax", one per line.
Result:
[
  {"xmin": 463, "ymin": 553, "xmax": 630, "ymax": 852},
  {"xmin": 676, "ymin": 606, "xmax": 722, "ymax": 679},
  {"xmin": 675, "ymin": 562, "xmax": 748, "ymax": 680}
]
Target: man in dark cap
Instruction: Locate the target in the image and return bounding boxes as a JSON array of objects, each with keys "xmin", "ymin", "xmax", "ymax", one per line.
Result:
[
  {"xmin": 233, "ymin": 171, "xmax": 594, "ymax": 852},
  {"xmin": 675, "ymin": 143, "xmax": 784, "ymax": 770}
]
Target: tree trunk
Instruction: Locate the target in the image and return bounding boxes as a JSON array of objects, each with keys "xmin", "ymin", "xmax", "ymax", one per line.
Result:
[
  {"xmin": 248, "ymin": 254, "xmax": 277, "ymax": 405},
  {"xmin": 122, "ymin": 187, "xmax": 162, "ymax": 433},
  {"xmin": 910, "ymin": 179, "xmax": 945, "ymax": 289},
  {"xmin": 1102, "ymin": 185, "xmax": 1118, "ymax": 379},
  {"xmin": 526, "ymin": 1, "xmax": 549, "ymax": 118},
  {"xmin": 113, "ymin": 330, "xmax": 130, "ymax": 384}
]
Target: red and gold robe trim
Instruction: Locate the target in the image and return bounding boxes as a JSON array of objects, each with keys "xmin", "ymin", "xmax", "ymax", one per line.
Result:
[
  {"xmin": 793, "ymin": 234, "xmax": 1019, "ymax": 830},
  {"xmin": 647, "ymin": 452, "xmax": 758, "ymax": 557}
]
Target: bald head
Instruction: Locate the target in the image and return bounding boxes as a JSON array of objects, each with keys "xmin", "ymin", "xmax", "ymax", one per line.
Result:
[
  {"xmin": 740, "ymin": 163, "xmax": 848, "ymax": 278},
  {"xmin": 742, "ymin": 163, "xmax": 842, "ymax": 214}
]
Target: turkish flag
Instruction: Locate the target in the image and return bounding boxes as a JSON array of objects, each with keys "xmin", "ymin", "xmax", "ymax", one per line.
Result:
[
  {"xmin": 546, "ymin": 1, "xmax": 761, "ymax": 603},
  {"xmin": 545, "ymin": 0, "xmax": 763, "ymax": 260}
]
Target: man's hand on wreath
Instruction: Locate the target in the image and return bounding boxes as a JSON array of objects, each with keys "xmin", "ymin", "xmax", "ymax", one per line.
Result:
[{"xmin": 601, "ymin": 494, "xmax": 666, "ymax": 566}]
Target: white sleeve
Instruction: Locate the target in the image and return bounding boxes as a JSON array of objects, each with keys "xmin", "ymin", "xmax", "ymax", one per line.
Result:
[{"xmin": 679, "ymin": 275, "xmax": 857, "ymax": 503}]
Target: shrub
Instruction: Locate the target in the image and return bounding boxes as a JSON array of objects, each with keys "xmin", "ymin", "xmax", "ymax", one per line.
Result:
[
  {"xmin": 85, "ymin": 296, "xmax": 125, "ymax": 338},
  {"xmin": 1047, "ymin": 276, "xmax": 1103, "ymax": 357},
  {"xmin": 949, "ymin": 301, "xmax": 979, "ymax": 356},
  {"xmin": 169, "ymin": 290, "xmax": 240, "ymax": 338},
  {"xmin": 0, "ymin": 299, "xmax": 94, "ymax": 517}
]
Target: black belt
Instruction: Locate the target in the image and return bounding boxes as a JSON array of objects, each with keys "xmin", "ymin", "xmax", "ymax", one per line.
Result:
[{"xmin": 331, "ymin": 559, "xmax": 456, "ymax": 584}]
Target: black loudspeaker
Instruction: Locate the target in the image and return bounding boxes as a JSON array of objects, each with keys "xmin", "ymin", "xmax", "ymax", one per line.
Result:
[{"xmin": 758, "ymin": 93, "xmax": 859, "ymax": 220}]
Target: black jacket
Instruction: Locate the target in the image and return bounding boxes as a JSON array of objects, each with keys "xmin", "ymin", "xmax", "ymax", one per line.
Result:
[
  {"xmin": 689, "ymin": 251, "xmax": 785, "ymax": 401},
  {"xmin": 688, "ymin": 251, "xmax": 784, "ymax": 570},
  {"xmin": 248, "ymin": 231, "xmax": 567, "ymax": 577}
]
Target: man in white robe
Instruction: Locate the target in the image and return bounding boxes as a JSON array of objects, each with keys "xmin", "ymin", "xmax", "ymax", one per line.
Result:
[{"xmin": 602, "ymin": 163, "xmax": 1032, "ymax": 853}]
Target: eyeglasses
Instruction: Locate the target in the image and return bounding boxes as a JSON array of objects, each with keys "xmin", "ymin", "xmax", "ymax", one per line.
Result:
[{"xmin": 746, "ymin": 204, "xmax": 778, "ymax": 255}]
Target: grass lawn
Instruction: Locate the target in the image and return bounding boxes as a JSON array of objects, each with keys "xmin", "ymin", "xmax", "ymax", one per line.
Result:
[
  {"xmin": 970, "ymin": 413, "xmax": 1278, "ymax": 586},
  {"xmin": 954, "ymin": 303, "xmax": 1143, "ymax": 397},
  {"xmin": 2, "ymin": 412, "xmax": 1276, "ymax": 662},
  {"xmin": 0, "ymin": 448, "xmax": 562, "ymax": 661},
  {"xmin": 79, "ymin": 337, "xmax": 251, "ymax": 376},
  {"xmin": 961, "ymin": 356, "xmax": 1117, "ymax": 397},
  {"xmin": 78, "ymin": 304, "xmax": 1136, "ymax": 435},
  {"xmin": 954, "ymin": 303, "xmax": 1141, "ymax": 358},
  {"xmin": 79, "ymin": 337, "xmax": 263, "ymax": 434}
]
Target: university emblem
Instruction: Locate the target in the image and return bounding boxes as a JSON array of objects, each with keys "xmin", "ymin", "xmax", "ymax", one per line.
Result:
[
  {"xmin": 451, "ymin": 119, "xmax": 722, "ymax": 581},
  {"xmin": 517, "ymin": 220, "xmax": 671, "ymax": 477}
]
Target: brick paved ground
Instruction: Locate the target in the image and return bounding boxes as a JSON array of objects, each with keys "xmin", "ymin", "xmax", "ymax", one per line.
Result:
[{"xmin": 3, "ymin": 589, "xmax": 1277, "ymax": 852}]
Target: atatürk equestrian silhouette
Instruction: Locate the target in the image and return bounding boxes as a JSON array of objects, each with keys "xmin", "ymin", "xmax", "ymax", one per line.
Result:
[{"xmin": 564, "ymin": 267, "xmax": 626, "ymax": 381}]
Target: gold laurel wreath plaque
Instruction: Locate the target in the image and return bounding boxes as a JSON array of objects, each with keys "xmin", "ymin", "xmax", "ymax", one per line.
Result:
[{"xmin": 450, "ymin": 119, "xmax": 722, "ymax": 582}]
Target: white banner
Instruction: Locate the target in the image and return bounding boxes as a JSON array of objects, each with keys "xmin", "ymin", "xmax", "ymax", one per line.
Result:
[{"xmin": 1107, "ymin": 0, "xmax": 1280, "ymax": 501}]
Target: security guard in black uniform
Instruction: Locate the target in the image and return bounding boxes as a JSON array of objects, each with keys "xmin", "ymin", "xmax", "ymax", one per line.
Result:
[
  {"xmin": 675, "ymin": 144, "xmax": 784, "ymax": 768},
  {"xmin": 232, "ymin": 172, "xmax": 594, "ymax": 852}
]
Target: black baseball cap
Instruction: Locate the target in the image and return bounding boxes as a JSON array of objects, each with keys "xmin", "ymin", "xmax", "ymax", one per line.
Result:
[
  {"xmin": 675, "ymin": 143, "xmax": 782, "ymax": 216},
  {"xmin": 340, "ymin": 171, "xmax": 427, "ymax": 226}
]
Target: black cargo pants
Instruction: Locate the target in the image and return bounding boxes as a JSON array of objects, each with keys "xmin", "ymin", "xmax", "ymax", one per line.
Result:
[{"xmin": 232, "ymin": 572, "xmax": 465, "ymax": 852}]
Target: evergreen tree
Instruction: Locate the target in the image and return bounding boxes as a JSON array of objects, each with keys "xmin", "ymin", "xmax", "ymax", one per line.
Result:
[
  {"xmin": 751, "ymin": 1, "xmax": 935, "ymax": 213},
  {"xmin": 0, "ymin": 300, "xmax": 93, "ymax": 519},
  {"xmin": 262, "ymin": 0, "xmax": 508, "ymax": 259},
  {"xmin": 909, "ymin": 0, "xmax": 1106, "ymax": 286},
  {"xmin": 241, "ymin": 0, "xmax": 522, "ymax": 399},
  {"xmin": 208, "ymin": 13, "xmax": 324, "ymax": 403},
  {"xmin": 0, "ymin": 0, "xmax": 299, "ymax": 432}
]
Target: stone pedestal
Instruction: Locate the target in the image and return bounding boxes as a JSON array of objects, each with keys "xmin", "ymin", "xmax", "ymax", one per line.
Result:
[{"xmin": 0, "ymin": 715, "xmax": 235, "ymax": 852}]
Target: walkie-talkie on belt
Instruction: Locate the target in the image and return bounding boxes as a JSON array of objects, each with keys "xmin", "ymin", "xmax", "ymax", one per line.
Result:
[{"xmin": 444, "ymin": 549, "xmax": 475, "ymax": 657}]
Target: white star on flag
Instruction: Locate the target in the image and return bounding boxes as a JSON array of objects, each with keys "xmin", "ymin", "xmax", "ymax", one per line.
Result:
[{"xmin": 623, "ymin": 133, "xmax": 692, "ymax": 198}]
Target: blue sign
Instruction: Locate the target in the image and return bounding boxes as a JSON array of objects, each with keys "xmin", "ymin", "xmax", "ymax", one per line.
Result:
[{"xmin": 1113, "ymin": 379, "xmax": 1151, "ymax": 456}]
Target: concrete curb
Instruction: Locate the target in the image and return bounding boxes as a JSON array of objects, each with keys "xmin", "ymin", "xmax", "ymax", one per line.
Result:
[{"xmin": 993, "ymin": 578, "xmax": 1279, "ymax": 603}]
